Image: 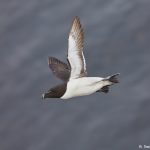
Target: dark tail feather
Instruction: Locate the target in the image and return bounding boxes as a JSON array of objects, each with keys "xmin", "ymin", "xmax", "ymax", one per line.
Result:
[
  {"xmin": 107, "ymin": 73, "xmax": 120, "ymax": 83},
  {"xmin": 97, "ymin": 73, "xmax": 120, "ymax": 94},
  {"xmin": 100, "ymin": 86, "xmax": 109, "ymax": 93}
]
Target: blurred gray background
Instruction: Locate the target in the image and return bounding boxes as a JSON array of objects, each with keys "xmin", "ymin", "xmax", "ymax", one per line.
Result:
[{"xmin": 0, "ymin": 0, "xmax": 150, "ymax": 150}]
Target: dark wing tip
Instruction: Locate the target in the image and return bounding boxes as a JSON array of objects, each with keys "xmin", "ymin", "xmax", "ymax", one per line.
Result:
[
  {"xmin": 70, "ymin": 16, "xmax": 82, "ymax": 33},
  {"xmin": 108, "ymin": 73, "xmax": 120, "ymax": 83},
  {"xmin": 48, "ymin": 57, "xmax": 56, "ymax": 65},
  {"xmin": 72, "ymin": 16, "xmax": 79, "ymax": 20},
  {"xmin": 48, "ymin": 57, "xmax": 69, "ymax": 68},
  {"xmin": 69, "ymin": 16, "xmax": 84, "ymax": 49},
  {"xmin": 73, "ymin": 16, "xmax": 80, "ymax": 22}
]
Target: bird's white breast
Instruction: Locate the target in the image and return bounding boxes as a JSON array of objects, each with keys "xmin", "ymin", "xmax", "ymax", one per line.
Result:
[{"xmin": 61, "ymin": 77, "xmax": 104, "ymax": 99}]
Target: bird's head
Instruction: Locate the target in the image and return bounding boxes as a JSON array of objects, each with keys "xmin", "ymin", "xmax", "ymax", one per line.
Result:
[
  {"xmin": 42, "ymin": 90, "xmax": 55, "ymax": 99},
  {"xmin": 42, "ymin": 89, "xmax": 63, "ymax": 99},
  {"xmin": 42, "ymin": 83, "xmax": 67, "ymax": 99}
]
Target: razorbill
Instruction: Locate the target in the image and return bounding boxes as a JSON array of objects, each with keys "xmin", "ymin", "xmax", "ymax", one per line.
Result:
[{"xmin": 42, "ymin": 16, "xmax": 119, "ymax": 99}]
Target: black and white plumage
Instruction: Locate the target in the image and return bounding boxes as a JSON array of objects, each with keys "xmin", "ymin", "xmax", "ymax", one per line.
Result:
[{"xmin": 42, "ymin": 16, "xmax": 119, "ymax": 99}]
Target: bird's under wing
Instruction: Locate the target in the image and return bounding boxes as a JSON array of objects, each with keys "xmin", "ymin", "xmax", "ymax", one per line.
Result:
[
  {"xmin": 67, "ymin": 16, "xmax": 87, "ymax": 79},
  {"xmin": 48, "ymin": 57, "xmax": 70, "ymax": 81}
]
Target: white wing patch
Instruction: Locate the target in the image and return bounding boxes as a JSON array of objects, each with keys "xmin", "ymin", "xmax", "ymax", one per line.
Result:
[{"xmin": 68, "ymin": 16, "xmax": 87, "ymax": 79}]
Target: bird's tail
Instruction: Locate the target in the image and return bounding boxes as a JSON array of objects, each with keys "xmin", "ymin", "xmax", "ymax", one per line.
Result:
[
  {"xmin": 106, "ymin": 73, "xmax": 120, "ymax": 84},
  {"xmin": 97, "ymin": 73, "xmax": 120, "ymax": 93}
]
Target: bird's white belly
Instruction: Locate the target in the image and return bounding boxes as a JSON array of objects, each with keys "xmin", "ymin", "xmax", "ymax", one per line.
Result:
[{"xmin": 61, "ymin": 77, "xmax": 104, "ymax": 99}]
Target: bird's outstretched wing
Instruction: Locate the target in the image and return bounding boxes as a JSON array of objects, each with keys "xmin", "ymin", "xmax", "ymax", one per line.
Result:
[
  {"xmin": 48, "ymin": 57, "xmax": 70, "ymax": 81},
  {"xmin": 67, "ymin": 16, "xmax": 87, "ymax": 79}
]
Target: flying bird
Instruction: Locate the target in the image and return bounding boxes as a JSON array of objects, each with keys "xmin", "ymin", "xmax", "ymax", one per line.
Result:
[{"xmin": 42, "ymin": 16, "xmax": 119, "ymax": 99}]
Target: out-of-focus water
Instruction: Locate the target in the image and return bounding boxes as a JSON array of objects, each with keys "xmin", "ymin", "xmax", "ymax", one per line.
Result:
[{"xmin": 0, "ymin": 0, "xmax": 150, "ymax": 150}]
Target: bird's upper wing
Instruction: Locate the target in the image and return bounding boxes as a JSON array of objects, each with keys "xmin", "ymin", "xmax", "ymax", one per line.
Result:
[
  {"xmin": 48, "ymin": 57, "xmax": 70, "ymax": 81},
  {"xmin": 67, "ymin": 16, "xmax": 87, "ymax": 79}
]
